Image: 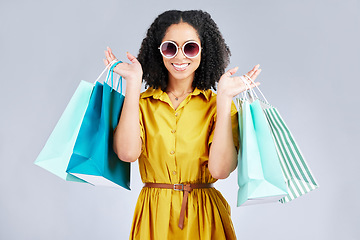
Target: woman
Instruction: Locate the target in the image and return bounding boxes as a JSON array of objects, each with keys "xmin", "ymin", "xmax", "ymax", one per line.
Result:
[{"xmin": 104, "ymin": 10, "xmax": 261, "ymax": 240}]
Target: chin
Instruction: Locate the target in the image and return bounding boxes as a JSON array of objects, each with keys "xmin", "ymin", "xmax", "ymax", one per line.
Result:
[{"xmin": 170, "ymin": 71, "xmax": 195, "ymax": 81}]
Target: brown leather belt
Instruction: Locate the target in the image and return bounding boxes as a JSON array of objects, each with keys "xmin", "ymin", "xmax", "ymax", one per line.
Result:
[{"xmin": 143, "ymin": 182, "xmax": 214, "ymax": 229}]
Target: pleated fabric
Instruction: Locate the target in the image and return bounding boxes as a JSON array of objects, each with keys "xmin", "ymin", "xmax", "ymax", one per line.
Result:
[
  {"xmin": 129, "ymin": 87, "xmax": 239, "ymax": 240},
  {"xmin": 130, "ymin": 188, "xmax": 236, "ymax": 240}
]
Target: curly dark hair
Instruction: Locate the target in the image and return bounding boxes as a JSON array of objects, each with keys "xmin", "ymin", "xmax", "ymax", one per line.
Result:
[{"xmin": 137, "ymin": 10, "xmax": 231, "ymax": 91}]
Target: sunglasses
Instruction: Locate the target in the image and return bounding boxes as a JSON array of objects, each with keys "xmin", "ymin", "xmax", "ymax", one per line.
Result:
[{"xmin": 158, "ymin": 40, "xmax": 201, "ymax": 59}]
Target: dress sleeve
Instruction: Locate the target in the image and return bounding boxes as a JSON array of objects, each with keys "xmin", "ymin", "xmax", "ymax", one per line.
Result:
[
  {"xmin": 208, "ymin": 101, "xmax": 240, "ymax": 153},
  {"xmin": 139, "ymin": 105, "xmax": 145, "ymax": 152}
]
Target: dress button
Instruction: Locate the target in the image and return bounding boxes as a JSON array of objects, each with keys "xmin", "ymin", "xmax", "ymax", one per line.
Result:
[
  {"xmin": 170, "ymin": 151, "xmax": 175, "ymax": 155},
  {"xmin": 175, "ymin": 112, "xmax": 178, "ymax": 117},
  {"xmin": 171, "ymin": 129, "xmax": 176, "ymax": 133},
  {"xmin": 172, "ymin": 171, "xmax": 177, "ymax": 175}
]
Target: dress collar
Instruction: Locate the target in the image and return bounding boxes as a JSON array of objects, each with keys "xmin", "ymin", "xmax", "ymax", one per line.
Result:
[{"xmin": 141, "ymin": 87, "xmax": 211, "ymax": 102}]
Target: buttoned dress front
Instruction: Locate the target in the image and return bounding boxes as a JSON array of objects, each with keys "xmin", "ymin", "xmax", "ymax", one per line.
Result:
[{"xmin": 129, "ymin": 87, "xmax": 239, "ymax": 240}]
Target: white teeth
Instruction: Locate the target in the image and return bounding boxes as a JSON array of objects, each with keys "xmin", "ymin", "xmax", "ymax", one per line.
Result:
[{"xmin": 173, "ymin": 63, "xmax": 189, "ymax": 69}]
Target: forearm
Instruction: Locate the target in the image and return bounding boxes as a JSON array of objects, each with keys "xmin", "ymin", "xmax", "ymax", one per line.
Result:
[
  {"xmin": 208, "ymin": 95, "xmax": 237, "ymax": 179},
  {"xmin": 113, "ymin": 83, "xmax": 142, "ymax": 162}
]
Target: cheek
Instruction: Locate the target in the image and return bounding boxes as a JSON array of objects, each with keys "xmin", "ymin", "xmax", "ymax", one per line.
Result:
[
  {"xmin": 162, "ymin": 58, "xmax": 171, "ymax": 70},
  {"xmin": 194, "ymin": 57, "xmax": 201, "ymax": 69}
]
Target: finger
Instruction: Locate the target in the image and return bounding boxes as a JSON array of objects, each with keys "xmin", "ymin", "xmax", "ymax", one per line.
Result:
[
  {"xmin": 225, "ymin": 66, "xmax": 239, "ymax": 77},
  {"xmin": 127, "ymin": 52, "xmax": 139, "ymax": 64},
  {"xmin": 107, "ymin": 46, "xmax": 115, "ymax": 57},
  {"xmin": 246, "ymin": 66, "xmax": 257, "ymax": 79},
  {"xmin": 108, "ymin": 47, "xmax": 117, "ymax": 60},
  {"xmin": 104, "ymin": 49, "xmax": 112, "ymax": 61},
  {"xmin": 251, "ymin": 64, "xmax": 260, "ymax": 76},
  {"xmin": 239, "ymin": 76, "xmax": 252, "ymax": 89},
  {"xmin": 246, "ymin": 68, "xmax": 262, "ymax": 82},
  {"xmin": 105, "ymin": 47, "xmax": 116, "ymax": 61},
  {"xmin": 103, "ymin": 58, "xmax": 115, "ymax": 69},
  {"xmin": 249, "ymin": 69, "xmax": 262, "ymax": 82},
  {"xmin": 247, "ymin": 64, "xmax": 260, "ymax": 79},
  {"xmin": 249, "ymin": 82, "xmax": 260, "ymax": 89}
]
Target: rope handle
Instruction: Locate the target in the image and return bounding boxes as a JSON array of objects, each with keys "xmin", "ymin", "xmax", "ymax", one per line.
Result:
[{"xmin": 244, "ymin": 74, "xmax": 269, "ymax": 104}]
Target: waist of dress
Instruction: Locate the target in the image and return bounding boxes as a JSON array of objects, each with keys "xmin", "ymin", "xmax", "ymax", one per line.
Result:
[
  {"xmin": 143, "ymin": 182, "xmax": 214, "ymax": 230},
  {"xmin": 143, "ymin": 182, "xmax": 214, "ymax": 191}
]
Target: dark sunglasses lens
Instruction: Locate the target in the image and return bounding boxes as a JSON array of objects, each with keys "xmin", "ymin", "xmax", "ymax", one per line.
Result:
[
  {"xmin": 184, "ymin": 42, "xmax": 200, "ymax": 57},
  {"xmin": 161, "ymin": 42, "xmax": 177, "ymax": 57}
]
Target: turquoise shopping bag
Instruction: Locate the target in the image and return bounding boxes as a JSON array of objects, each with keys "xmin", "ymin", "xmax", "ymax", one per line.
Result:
[
  {"xmin": 242, "ymin": 75, "xmax": 318, "ymax": 204},
  {"xmin": 260, "ymin": 100, "xmax": 319, "ymax": 203},
  {"xmin": 67, "ymin": 61, "xmax": 130, "ymax": 190},
  {"xmin": 237, "ymin": 97, "xmax": 288, "ymax": 206},
  {"xmin": 34, "ymin": 81, "xmax": 93, "ymax": 183}
]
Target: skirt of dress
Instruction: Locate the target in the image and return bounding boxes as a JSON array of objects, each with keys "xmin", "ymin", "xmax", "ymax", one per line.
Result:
[{"xmin": 129, "ymin": 187, "xmax": 237, "ymax": 240}]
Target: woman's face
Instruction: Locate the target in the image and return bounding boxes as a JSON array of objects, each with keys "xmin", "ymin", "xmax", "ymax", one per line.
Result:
[{"xmin": 161, "ymin": 22, "xmax": 201, "ymax": 85}]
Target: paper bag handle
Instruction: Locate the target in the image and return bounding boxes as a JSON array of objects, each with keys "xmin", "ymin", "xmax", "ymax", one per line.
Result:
[
  {"xmin": 105, "ymin": 61, "xmax": 123, "ymax": 93},
  {"xmin": 93, "ymin": 60, "xmax": 117, "ymax": 84}
]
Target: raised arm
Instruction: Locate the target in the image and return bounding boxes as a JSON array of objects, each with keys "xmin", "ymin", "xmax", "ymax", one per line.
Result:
[
  {"xmin": 208, "ymin": 65, "xmax": 261, "ymax": 179},
  {"xmin": 104, "ymin": 47, "xmax": 143, "ymax": 162}
]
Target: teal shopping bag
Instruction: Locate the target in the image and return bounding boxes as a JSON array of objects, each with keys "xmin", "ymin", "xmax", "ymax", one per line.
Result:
[
  {"xmin": 67, "ymin": 61, "xmax": 130, "ymax": 190},
  {"xmin": 237, "ymin": 97, "xmax": 288, "ymax": 206},
  {"xmin": 34, "ymin": 80, "xmax": 93, "ymax": 183},
  {"xmin": 242, "ymin": 75, "xmax": 318, "ymax": 204}
]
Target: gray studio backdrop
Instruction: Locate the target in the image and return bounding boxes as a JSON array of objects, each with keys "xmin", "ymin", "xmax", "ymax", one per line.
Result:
[{"xmin": 1, "ymin": 0, "xmax": 359, "ymax": 239}]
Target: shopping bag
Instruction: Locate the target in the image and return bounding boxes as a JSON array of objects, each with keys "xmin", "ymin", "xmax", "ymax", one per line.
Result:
[
  {"xmin": 67, "ymin": 61, "xmax": 130, "ymax": 190},
  {"xmin": 245, "ymin": 76, "xmax": 319, "ymax": 203},
  {"xmin": 34, "ymin": 80, "xmax": 93, "ymax": 183},
  {"xmin": 260, "ymin": 101, "xmax": 318, "ymax": 203},
  {"xmin": 237, "ymin": 93, "xmax": 288, "ymax": 207}
]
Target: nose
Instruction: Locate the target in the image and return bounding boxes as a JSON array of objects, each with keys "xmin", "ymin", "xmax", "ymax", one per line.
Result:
[{"xmin": 174, "ymin": 47, "xmax": 187, "ymax": 59}]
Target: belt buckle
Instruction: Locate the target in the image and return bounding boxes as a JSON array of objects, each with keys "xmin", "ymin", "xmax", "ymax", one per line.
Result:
[{"xmin": 174, "ymin": 184, "xmax": 184, "ymax": 191}]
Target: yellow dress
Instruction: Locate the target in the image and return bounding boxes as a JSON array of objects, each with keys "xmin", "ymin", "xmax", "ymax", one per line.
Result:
[{"xmin": 129, "ymin": 87, "xmax": 239, "ymax": 240}]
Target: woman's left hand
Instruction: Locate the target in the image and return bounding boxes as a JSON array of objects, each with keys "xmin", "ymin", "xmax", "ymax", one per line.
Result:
[{"xmin": 217, "ymin": 64, "xmax": 261, "ymax": 99}]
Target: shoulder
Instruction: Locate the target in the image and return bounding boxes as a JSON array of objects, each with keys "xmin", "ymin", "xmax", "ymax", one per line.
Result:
[
  {"xmin": 140, "ymin": 87, "xmax": 159, "ymax": 99},
  {"xmin": 194, "ymin": 88, "xmax": 216, "ymax": 104},
  {"xmin": 139, "ymin": 87, "xmax": 164, "ymax": 106},
  {"xmin": 206, "ymin": 89, "xmax": 217, "ymax": 101}
]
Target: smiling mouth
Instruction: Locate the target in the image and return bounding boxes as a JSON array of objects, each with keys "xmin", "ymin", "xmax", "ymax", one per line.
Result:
[{"xmin": 172, "ymin": 63, "xmax": 190, "ymax": 71}]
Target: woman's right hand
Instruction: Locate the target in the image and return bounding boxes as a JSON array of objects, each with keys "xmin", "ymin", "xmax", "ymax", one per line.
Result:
[
  {"xmin": 105, "ymin": 47, "xmax": 143, "ymax": 162},
  {"xmin": 104, "ymin": 47, "xmax": 143, "ymax": 87}
]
